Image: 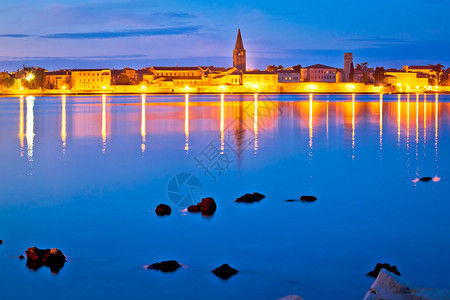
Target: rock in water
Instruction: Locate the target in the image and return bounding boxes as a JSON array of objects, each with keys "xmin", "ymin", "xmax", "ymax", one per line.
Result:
[
  {"xmin": 367, "ymin": 263, "xmax": 401, "ymax": 277},
  {"xmin": 277, "ymin": 296, "xmax": 304, "ymax": 300},
  {"xmin": 199, "ymin": 197, "xmax": 217, "ymax": 215},
  {"xmin": 25, "ymin": 247, "xmax": 66, "ymax": 273},
  {"xmin": 300, "ymin": 196, "xmax": 317, "ymax": 202},
  {"xmin": 187, "ymin": 197, "xmax": 217, "ymax": 216},
  {"xmin": 147, "ymin": 260, "xmax": 181, "ymax": 272},
  {"xmin": 235, "ymin": 192, "xmax": 266, "ymax": 203},
  {"xmin": 212, "ymin": 264, "xmax": 238, "ymax": 279},
  {"xmin": 253, "ymin": 192, "xmax": 265, "ymax": 201},
  {"xmin": 187, "ymin": 204, "xmax": 201, "ymax": 212},
  {"xmin": 0, "ymin": 239, "xmax": 3, "ymax": 244},
  {"xmin": 419, "ymin": 176, "xmax": 433, "ymax": 182},
  {"xmin": 155, "ymin": 204, "xmax": 171, "ymax": 216},
  {"xmin": 19, "ymin": 255, "xmax": 25, "ymax": 260},
  {"xmin": 363, "ymin": 269, "xmax": 450, "ymax": 300}
]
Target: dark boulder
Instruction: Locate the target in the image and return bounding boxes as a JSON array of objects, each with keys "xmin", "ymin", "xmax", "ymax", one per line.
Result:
[
  {"xmin": 19, "ymin": 255, "xmax": 25, "ymax": 260},
  {"xmin": 187, "ymin": 204, "xmax": 201, "ymax": 212},
  {"xmin": 155, "ymin": 204, "xmax": 171, "ymax": 216},
  {"xmin": 25, "ymin": 247, "xmax": 66, "ymax": 274},
  {"xmin": 367, "ymin": 263, "xmax": 401, "ymax": 277},
  {"xmin": 212, "ymin": 263, "xmax": 239, "ymax": 279},
  {"xmin": 147, "ymin": 260, "xmax": 181, "ymax": 272},
  {"xmin": 419, "ymin": 177, "xmax": 433, "ymax": 182},
  {"xmin": 199, "ymin": 197, "xmax": 217, "ymax": 215},
  {"xmin": 187, "ymin": 197, "xmax": 217, "ymax": 216},
  {"xmin": 235, "ymin": 192, "xmax": 266, "ymax": 203},
  {"xmin": 300, "ymin": 196, "xmax": 317, "ymax": 202},
  {"xmin": 0, "ymin": 239, "xmax": 3, "ymax": 244}
]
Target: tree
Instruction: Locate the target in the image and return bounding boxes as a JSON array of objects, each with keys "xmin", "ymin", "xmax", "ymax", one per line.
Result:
[
  {"xmin": 374, "ymin": 67, "xmax": 385, "ymax": 84},
  {"xmin": 292, "ymin": 65, "xmax": 302, "ymax": 72},
  {"xmin": 429, "ymin": 64, "xmax": 444, "ymax": 85},
  {"xmin": 360, "ymin": 73, "xmax": 374, "ymax": 84},
  {"xmin": 266, "ymin": 65, "xmax": 284, "ymax": 72},
  {"xmin": 265, "ymin": 65, "xmax": 277, "ymax": 72},
  {"xmin": 116, "ymin": 73, "xmax": 131, "ymax": 85},
  {"xmin": 355, "ymin": 62, "xmax": 369, "ymax": 72},
  {"xmin": 0, "ymin": 77, "xmax": 15, "ymax": 89},
  {"xmin": 349, "ymin": 63, "xmax": 354, "ymax": 83}
]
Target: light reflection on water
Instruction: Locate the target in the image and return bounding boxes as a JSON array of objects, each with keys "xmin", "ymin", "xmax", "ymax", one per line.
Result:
[{"xmin": 0, "ymin": 93, "xmax": 449, "ymax": 300}]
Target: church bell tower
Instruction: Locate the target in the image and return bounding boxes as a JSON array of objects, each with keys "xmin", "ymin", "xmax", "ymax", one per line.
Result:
[{"xmin": 233, "ymin": 29, "xmax": 246, "ymax": 71}]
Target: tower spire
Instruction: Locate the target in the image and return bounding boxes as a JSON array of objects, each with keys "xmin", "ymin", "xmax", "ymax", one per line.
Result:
[
  {"xmin": 233, "ymin": 29, "xmax": 246, "ymax": 71},
  {"xmin": 235, "ymin": 29, "xmax": 244, "ymax": 50}
]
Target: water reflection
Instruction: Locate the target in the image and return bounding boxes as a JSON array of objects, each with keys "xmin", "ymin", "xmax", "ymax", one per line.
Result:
[
  {"xmin": 185, "ymin": 94, "xmax": 189, "ymax": 153},
  {"xmin": 220, "ymin": 93, "xmax": 224, "ymax": 154},
  {"xmin": 19, "ymin": 96, "xmax": 25, "ymax": 157},
  {"xmin": 141, "ymin": 94, "xmax": 146, "ymax": 153},
  {"xmin": 379, "ymin": 94, "xmax": 383, "ymax": 154},
  {"xmin": 12, "ymin": 94, "xmax": 446, "ymax": 176},
  {"xmin": 254, "ymin": 93, "xmax": 258, "ymax": 154},
  {"xmin": 102, "ymin": 94, "xmax": 107, "ymax": 154},
  {"xmin": 26, "ymin": 96, "xmax": 35, "ymax": 162},
  {"xmin": 352, "ymin": 94, "xmax": 355, "ymax": 160},
  {"xmin": 61, "ymin": 95, "xmax": 67, "ymax": 155}
]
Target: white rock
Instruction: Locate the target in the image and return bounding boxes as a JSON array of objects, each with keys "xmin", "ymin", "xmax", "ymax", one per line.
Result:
[
  {"xmin": 277, "ymin": 295, "xmax": 304, "ymax": 300},
  {"xmin": 363, "ymin": 269, "xmax": 450, "ymax": 300}
]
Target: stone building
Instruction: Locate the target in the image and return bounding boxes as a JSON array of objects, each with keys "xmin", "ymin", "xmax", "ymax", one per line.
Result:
[
  {"xmin": 242, "ymin": 71, "xmax": 277, "ymax": 88},
  {"xmin": 233, "ymin": 29, "xmax": 246, "ymax": 72},
  {"xmin": 384, "ymin": 70, "xmax": 429, "ymax": 89},
  {"xmin": 277, "ymin": 70, "xmax": 300, "ymax": 82},
  {"xmin": 344, "ymin": 53, "xmax": 353, "ymax": 82},
  {"xmin": 301, "ymin": 64, "xmax": 338, "ymax": 82},
  {"xmin": 71, "ymin": 69, "xmax": 111, "ymax": 91},
  {"xmin": 45, "ymin": 70, "xmax": 71, "ymax": 89}
]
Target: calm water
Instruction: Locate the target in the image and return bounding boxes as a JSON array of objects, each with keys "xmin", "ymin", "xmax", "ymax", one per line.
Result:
[{"xmin": 0, "ymin": 94, "xmax": 449, "ymax": 299}]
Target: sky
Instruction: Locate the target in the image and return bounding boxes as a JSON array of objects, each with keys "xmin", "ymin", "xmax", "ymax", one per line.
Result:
[{"xmin": 0, "ymin": 0, "xmax": 449, "ymax": 72}]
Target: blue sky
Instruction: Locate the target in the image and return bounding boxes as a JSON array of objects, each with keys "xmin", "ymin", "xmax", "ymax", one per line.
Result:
[{"xmin": 0, "ymin": 0, "xmax": 449, "ymax": 71}]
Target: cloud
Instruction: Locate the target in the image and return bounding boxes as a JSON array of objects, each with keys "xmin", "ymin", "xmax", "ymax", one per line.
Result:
[
  {"xmin": 0, "ymin": 54, "xmax": 148, "ymax": 61},
  {"xmin": 0, "ymin": 34, "xmax": 33, "ymax": 38},
  {"xmin": 0, "ymin": 26, "xmax": 201, "ymax": 40}
]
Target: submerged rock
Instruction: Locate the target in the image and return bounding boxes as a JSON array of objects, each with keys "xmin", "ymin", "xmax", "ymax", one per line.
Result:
[
  {"xmin": 212, "ymin": 263, "xmax": 238, "ymax": 279},
  {"xmin": 363, "ymin": 269, "xmax": 450, "ymax": 300},
  {"xmin": 155, "ymin": 204, "xmax": 172, "ymax": 216},
  {"xmin": 187, "ymin": 204, "xmax": 201, "ymax": 212},
  {"xmin": 0, "ymin": 239, "xmax": 3, "ymax": 244},
  {"xmin": 187, "ymin": 197, "xmax": 217, "ymax": 216},
  {"xmin": 19, "ymin": 255, "xmax": 25, "ymax": 260},
  {"xmin": 146, "ymin": 260, "xmax": 181, "ymax": 272},
  {"xmin": 419, "ymin": 176, "xmax": 433, "ymax": 182},
  {"xmin": 300, "ymin": 196, "xmax": 317, "ymax": 202},
  {"xmin": 367, "ymin": 263, "xmax": 401, "ymax": 277},
  {"xmin": 25, "ymin": 247, "xmax": 66, "ymax": 274},
  {"xmin": 277, "ymin": 296, "xmax": 304, "ymax": 300},
  {"xmin": 235, "ymin": 192, "xmax": 266, "ymax": 203}
]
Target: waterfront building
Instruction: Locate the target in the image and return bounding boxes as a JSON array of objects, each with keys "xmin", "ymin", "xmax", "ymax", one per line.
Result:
[
  {"xmin": 148, "ymin": 66, "xmax": 204, "ymax": 87},
  {"xmin": 301, "ymin": 64, "xmax": 338, "ymax": 82},
  {"xmin": 384, "ymin": 70, "xmax": 429, "ymax": 89},
  {"xmin": 403, "ymin": 65, "xmax": 434, "ymax": 76},
  {"xmin": 44, "ymin": 70, "xmax": 71, "ymax": 89},
  {"xmin": 208, "ymin": 68, "xmax": 242, "ymax": 86},
  {"xmin": 71, "ymin": 69, "xmax": 111, "ymax": 91},
  {"xmin": 277, "ymin": 70, "xmax": 300, "ymax": 82},
  {"xmin": 243, "ymin": 71, "xmax": 277, "ymax": 88},
  {"xmin": 233, "ymin": 29, "xmax": 246, "ymax": 72}
]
